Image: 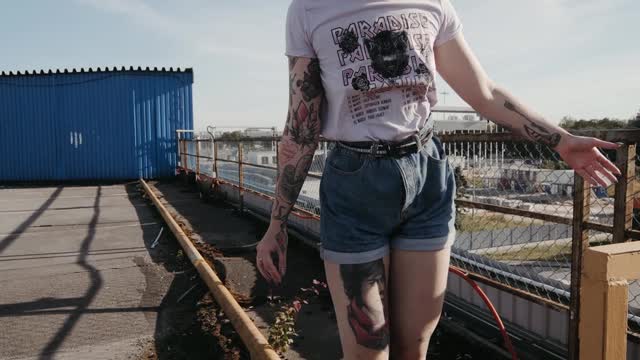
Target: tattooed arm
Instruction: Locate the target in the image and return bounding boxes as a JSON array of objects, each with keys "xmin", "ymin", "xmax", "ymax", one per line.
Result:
[
  {"xmin": 434, "ymin": 33, "xmax": 621, "ymax": 186},
  {"xmin": 256, "ymin": 56, "xmax": 324, "ymax": 285}
]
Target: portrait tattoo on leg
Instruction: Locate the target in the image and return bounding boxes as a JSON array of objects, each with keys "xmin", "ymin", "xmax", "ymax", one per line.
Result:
[{"xmin": 340, "ymin": 259, "xmax": 389, "ymax": 350}]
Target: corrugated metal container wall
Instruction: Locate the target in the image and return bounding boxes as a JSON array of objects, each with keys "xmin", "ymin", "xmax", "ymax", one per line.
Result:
[{"xmin": 0, "ymin": 67, "xmax": 193, "ymax": 181}]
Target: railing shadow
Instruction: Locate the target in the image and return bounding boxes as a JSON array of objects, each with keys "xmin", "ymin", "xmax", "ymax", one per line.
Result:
[
  {"xmin": 38, "ymin": 186, "xmax": 104, "ymax": 359},
  {"xmin": 0, "ymin": 186, "xmax": 63, "ymax": 255}
]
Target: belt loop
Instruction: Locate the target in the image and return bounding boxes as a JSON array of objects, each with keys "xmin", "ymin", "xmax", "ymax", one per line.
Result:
[{"xmin": 413, "ymin": 132, "xmax": 423, "ymax": 153}]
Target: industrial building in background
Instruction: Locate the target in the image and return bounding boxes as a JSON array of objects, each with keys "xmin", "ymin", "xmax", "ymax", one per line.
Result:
[{"xmin": 0, "ymin": 67, "xmax": 194, "ymax": 181}]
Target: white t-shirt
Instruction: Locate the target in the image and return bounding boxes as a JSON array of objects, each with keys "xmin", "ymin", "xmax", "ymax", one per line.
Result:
[{"xmin": 286, "ymin": 0, "xmax": 462, "ymax": 142}]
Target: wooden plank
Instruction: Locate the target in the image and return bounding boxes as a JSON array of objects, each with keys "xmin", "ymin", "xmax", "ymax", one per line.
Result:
[
  {"xmin": 613, "ymin": 144, "xmax": 636, "ymax": 243},
  {"xmin": 579, "ymin": 277, "xmax": 628, "ymax": 360},
  {"xmin": 569, "ymin": 175, "xmax": 591, "ymax": 360},
  {"xmin": 579, "ymin": 276, "xmax": 606, "ymax": 358},
  {"xmin": 602, "ymin": 281, "xmax": 629, "ymax": 360},
  {"xmin": 584, "ymin": 242, "xmax": 640, "ymax": 281}
]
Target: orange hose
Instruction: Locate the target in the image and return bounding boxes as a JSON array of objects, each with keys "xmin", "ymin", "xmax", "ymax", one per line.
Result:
[{"xmin": 449, "ymin": 266, "xmax": 519, "ymax": 360}]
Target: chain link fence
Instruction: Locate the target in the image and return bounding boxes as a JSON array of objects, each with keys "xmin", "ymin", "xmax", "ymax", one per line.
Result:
[{"xmin": 177, "ymin": 128, "xmax": 640, "ymax": 337}]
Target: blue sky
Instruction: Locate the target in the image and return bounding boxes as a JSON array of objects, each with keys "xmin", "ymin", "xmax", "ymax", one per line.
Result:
[{"xmin": 1, "ymin": 0, "xmax": 638, "ymax": 131}]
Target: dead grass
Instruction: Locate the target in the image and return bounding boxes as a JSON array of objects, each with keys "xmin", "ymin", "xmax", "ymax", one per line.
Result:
[
  {"xmin": 457, "ymin": 212, "xmax": 543, "ymax": 232},
  {"xmin": 485, "ymin": 243, "xmax": 572, "ymax": 262}
]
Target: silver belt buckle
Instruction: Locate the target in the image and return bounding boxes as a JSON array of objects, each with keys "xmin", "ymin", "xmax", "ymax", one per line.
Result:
[{"xmin": 369, "ymin": 142, "xmax": 378, "ymax": 156}]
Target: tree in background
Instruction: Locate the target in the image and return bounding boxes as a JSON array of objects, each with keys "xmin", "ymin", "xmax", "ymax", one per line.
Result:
[
  {"xmin": 559, "ymin": 116, "xmax": 628, "ymax": 130},
  {"xmin": 629, "ymin": 109, "xmax": 640, "ymax": 128},
  {"xmin": 219, "ymin": 131, "xmax": 245, "ymax": 141}
]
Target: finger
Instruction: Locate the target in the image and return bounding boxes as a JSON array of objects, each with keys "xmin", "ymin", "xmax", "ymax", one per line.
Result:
[
  {"xmin": 576, "ymin": 169, "xmax": 597, "ymax": 187},
  {"xmin": 263, "ymin": 257, "xmax": 282, "ymax": 285},
  {"xmin": 256, "ymin": 258, "xmax": 270, "ymax": 282},
  {"xmin": 278, "ymin": 250, "xmax": 287, "ymax": 276},
  {"xmin": 597, "ymin": 152, "xmax": 622, "ymax": 176},
  {"xmin": 591, "ymin": 138, "xmax": 620, "ymax": 150},
  {"xmin": 585, "ymin": 166, "xmax": 608, "ymax": 188},
  {"xmin": 593, "ymin": 162, "xmax": 617, "ymax": 185}
]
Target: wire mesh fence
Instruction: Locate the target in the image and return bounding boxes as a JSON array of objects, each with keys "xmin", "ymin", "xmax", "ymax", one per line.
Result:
[{"xmin": 176, "ymin": 128, "xmax": 640, "ymax": 335}]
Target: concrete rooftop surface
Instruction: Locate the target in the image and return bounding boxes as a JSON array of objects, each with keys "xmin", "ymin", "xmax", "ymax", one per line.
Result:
[{"xmin": 0, "ymin": 185, "xmax": 172, "ymax": 360}]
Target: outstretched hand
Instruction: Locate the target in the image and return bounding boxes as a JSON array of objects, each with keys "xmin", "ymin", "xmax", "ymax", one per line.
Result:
[{"xmin": 555, "ymin": 135, "xmax": 622, "ymax": 187}]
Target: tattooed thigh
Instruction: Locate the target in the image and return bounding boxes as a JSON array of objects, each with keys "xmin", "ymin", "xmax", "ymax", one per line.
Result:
[{"xmin": 340, "ymin": 259, "xmax": 389, "ymax": 350}]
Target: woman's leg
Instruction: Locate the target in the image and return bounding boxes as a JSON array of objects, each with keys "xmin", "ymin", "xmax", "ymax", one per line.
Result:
[
  {"xmin": 325, "ymin": 257, "xmax": 390, "ymax": 360},
  {"xmin": 389, "ymin": 247, "xmax": 451, "ymax": 359}
]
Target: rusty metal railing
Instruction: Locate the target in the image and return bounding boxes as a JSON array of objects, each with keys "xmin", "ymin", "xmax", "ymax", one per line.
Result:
[{"xmin": 177, "ymin": 128, "xmax": 640, "ymax": 359}]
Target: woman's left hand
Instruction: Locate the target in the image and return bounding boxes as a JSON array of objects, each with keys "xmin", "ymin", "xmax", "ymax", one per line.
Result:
[{"xmin": 555, "ymin": 134, "xmax": 622, "ymax": 187}]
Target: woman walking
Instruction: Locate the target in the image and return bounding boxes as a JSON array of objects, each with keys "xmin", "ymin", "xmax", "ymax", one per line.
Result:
[{"xmin": 257, "ymin": 1, "xmax": 621, "ymax": 358}]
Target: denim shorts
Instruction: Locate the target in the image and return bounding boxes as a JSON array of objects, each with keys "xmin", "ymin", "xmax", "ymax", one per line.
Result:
[{"xmin": 319, "ymin": 136, "xmax": 456, "ymax": 264}]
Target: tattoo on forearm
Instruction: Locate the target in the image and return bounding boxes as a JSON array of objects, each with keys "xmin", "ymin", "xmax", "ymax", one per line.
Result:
[
  {"xmin": 340, "ymin": 260, "xmax": 389, "ymax": 350},
  {"xmin": 287, "ymin": 102, "xmax": 320, "ymax": 148},
  {"xmin": 504, "ymin": 100, "xmax": 561, "ymax": 147},
  {"xmin": 275, "ymin": 221, "xmax": 287, "ymax": 253},
  {"xmin": 272, "ymin": 58, "xmax": 324, "ymax": 230},
  {"xmin": 278, "ymin": 154, "xmax": 313, "ymax": 205},
  {"xmin": 285, "ymin": 59, "xmax": 324, "ymax": 148}
]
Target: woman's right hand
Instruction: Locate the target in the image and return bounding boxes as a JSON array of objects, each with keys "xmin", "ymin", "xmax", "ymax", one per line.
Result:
[{"xmin": 256, "ymin": 221, "xmax": 288, "ymax": 285}]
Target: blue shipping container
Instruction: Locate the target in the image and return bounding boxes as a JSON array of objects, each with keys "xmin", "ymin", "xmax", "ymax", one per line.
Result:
[{"xmin": 0, "ymin": 67, "xmax": 194, "ymax": 181}]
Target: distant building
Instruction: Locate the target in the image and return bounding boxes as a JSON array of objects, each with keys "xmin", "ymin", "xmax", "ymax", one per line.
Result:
[
  {"xmin": 431, "ymin": 105, "xmax": 503, "ymax": 169},
  {"xmin": 244, "ymin": 128, "xmax": 278, "ymax": 138},
  {"xmin": 499, "ymin": 167, "xmax": 575, "ymax": 195},
  {"xmin": 432, "ymin": 105, "xmax": 491, "ymax": 133},
  {"xmin": 246, "ymin": 150, "xmax": 278, "ymax": 166}
]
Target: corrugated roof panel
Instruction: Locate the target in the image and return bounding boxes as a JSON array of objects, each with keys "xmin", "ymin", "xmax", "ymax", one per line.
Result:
[{"xmin": 0, "ymin": 69, "xmax": 194, "ymax": 181}]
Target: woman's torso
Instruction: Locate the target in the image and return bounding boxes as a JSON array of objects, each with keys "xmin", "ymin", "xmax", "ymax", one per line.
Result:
[{"xmin": 287, "ymin": 0, "xmax": 461, "ymax": 142}]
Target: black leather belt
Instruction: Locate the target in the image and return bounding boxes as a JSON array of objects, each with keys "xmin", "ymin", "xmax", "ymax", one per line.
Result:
[{"xmin": 337, "ymin": 127, "xmax": 434, "ymax": 158}]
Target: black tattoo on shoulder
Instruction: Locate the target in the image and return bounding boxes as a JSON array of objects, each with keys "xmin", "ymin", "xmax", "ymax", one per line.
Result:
[
  {"xmin": 504, "ymin": 100, "xmax": 562, "ymax": 147},
  {"xmin": 340, "ymin": 259, "xmax": 389, "ymax": 350}
]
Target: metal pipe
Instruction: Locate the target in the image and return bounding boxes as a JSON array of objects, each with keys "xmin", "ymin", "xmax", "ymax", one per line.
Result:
[
  {"xmin": 139, "ymin": 179, "xmax": 280, "ymax": 360},
  {"xmin": 450, "ymin": 253, "xmax": 571, "ymax": 299}
]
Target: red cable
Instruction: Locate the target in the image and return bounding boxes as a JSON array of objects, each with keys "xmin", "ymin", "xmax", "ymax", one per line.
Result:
[{"xmin": 449, "ymin": 266, "xmax": 519, "ymax": 360}]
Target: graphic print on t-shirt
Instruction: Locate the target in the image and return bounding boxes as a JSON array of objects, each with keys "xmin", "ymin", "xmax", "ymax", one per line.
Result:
[{"xmin": 330, "ymin": 13, "xmax": 437, "ymax": 126}]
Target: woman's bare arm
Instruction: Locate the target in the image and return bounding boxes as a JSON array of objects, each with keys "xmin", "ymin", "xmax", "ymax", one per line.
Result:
[
  {"xmin": 434, "ymin": 34, "xmax": 620, "ymax": 185},
  {"xmin": 256, "ymin": 56, "xmax": 325, "ymax": 285}
]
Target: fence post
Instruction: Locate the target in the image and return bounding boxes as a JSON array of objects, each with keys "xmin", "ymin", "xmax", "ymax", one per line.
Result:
[
  {"xmin": 196, "ymin": 140, "xmax": 200, "ymax": 176},
  {"xmin": 238, "ymin": 141, "xmax": 244, "ymax": 214},
  {"xmin": 579, "ymin": 242, "xmax": 640, "ymax": 359},
  {"xmin": 613, "ymin": 144, "xmax": 635, "ymax": 243},
  {"xmin": 178, "ymin": 139, "xmax": 184, "ymax": 170},
  {"xmin": 213, "ymin": 140, "xmax": 218, "ymax": 178},
  {"xmin": 569, "ymin": 173, "xmax": 591, "ymax": 360},
  {"xmin": 275, "ymin": 138, "xmax": 280, "ymax": 178}
]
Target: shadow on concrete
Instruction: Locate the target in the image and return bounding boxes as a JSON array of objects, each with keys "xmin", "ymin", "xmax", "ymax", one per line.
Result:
[
  {"xmin": 124, "ymin": 182, "xmax": 224, "ymax": 360},
  {"xmin": 0, "ymin": 186, "xmax": 63, "ymax": 255},
  {"xmin": 38, "ymin": 186, "xmax": 104, "ymax": 359}
]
